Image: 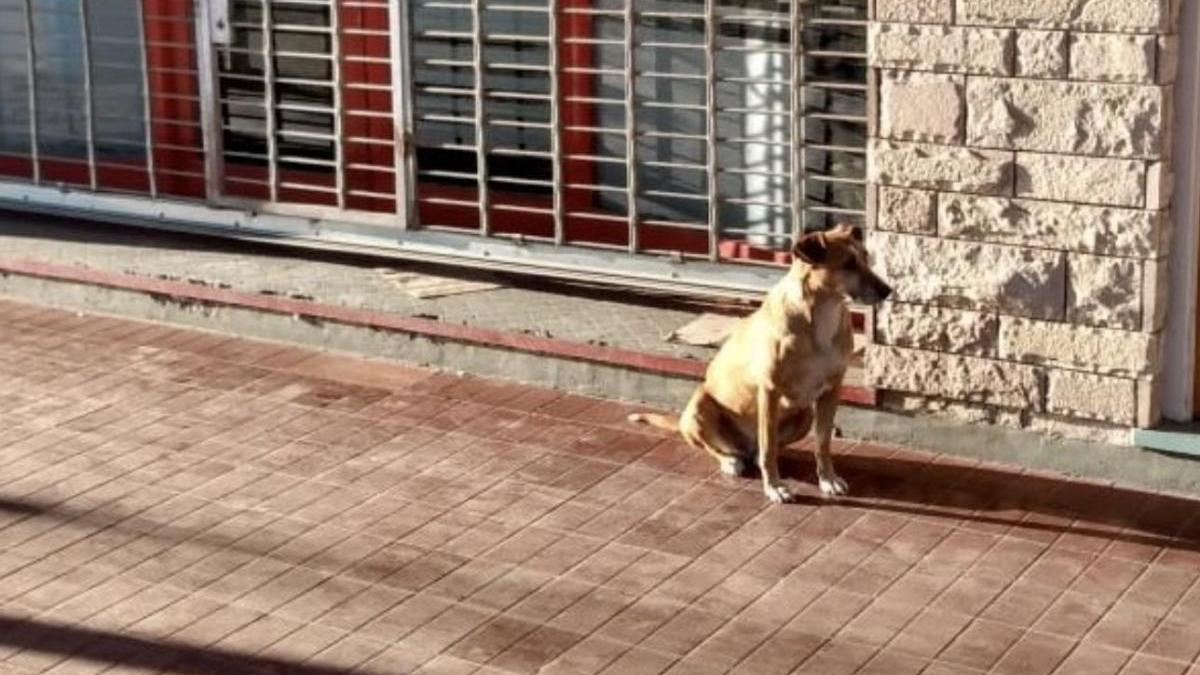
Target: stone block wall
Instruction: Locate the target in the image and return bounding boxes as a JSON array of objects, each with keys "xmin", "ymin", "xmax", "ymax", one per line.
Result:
[{"xmin": 864, "ymin": 0, "xmax": 1179, "ymax": 444}]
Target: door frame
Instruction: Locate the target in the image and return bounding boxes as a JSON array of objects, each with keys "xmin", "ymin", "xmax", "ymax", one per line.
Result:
[{"xmin": 1166, "ymin": 0, "xmax": 1200, "ymax": 421}]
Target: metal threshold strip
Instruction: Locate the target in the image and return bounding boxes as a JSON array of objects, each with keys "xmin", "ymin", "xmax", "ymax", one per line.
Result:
[
  {"xmin": 1134, "ymin": 424, "xmax": 1200, "ymax": 458},
  {"xmin": 0, "ymin": 183, "xmax": 780, "ymax": 301}
]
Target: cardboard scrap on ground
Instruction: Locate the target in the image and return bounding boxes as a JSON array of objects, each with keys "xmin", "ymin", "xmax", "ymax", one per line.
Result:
[
  {"xmin": 378, "ymin": 269, "xmax": 502, "ymax": 299},
  {"xmin": 668, "ymin": 313, "xmax": 741, "ymax": 347}
]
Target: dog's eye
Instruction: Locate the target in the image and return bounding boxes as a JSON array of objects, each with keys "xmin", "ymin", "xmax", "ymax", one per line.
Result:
[{"xmin": 842, "ymin": 258, "xmax": 857, "ymax": 270}]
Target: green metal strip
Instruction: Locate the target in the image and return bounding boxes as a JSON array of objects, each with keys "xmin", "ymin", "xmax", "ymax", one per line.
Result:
[{"xmin": 1135, "ymin": 424, "xmax": 1200, "ymax": 458}]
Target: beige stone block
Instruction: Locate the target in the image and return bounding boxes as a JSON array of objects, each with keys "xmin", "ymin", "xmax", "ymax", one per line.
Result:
[
  {"xmin": 999, "ymin": 317, "xmax": 1161, "ymax": 376},
  {"xmin": 1046, "ymin": 370, "xmax": 1136, "ymax": 424},
  {"xmin": 871, "ymin": 139, "xmax": 1013, "ymax": 195},
  {"xmin": 1016, "ymin": 30, "xmax": 1068, "ymax": 78},
  {"xmin": 967, "ymin": 78, "xmax": 1167, "ymax": 159},
  {"xmin": 880, "ymin": 392, "xmax": 1024, "ymax": 427},
  {"xmin": 956, "ymin": 0, "xmax": 1168, "ymax": 32},
  {"xmin": 1138, "ymin": 378, "xmax": 1161, "ymax": 428},
  {"xmin": 1146, "ymin": 161, "xmax": 1174, "ymax": 209},
  {"xmin": 867, "ymin": 345, "xmax": 1042, "ymax": 408},
  {"xmin": 876, "ymin": 303, "xmax": 999, "ymax": 356},
  {"xmin": 1142, "ymin": 257, "xmax": 1170, "ymax": 332},
  {"xmin": 939, "ymin": 194, "xmax": 1165, "ymax": 258},
  {"xmin": 876, "ymin": 0, "xmax": 953, "ymax": 23},
  {"xmin": 871, "ymin": 232, "xmax": 1066, "ymax": 320},
  {"xmin": 869, "ymin": 24, "xmax": 1013, "ymax": 75},
  {"xmin": 1070, "ymin": 33, "xmax": 1157, "ymax": 83},
  {"xmin": 880, "ymin": 71, "xmax": 964, "ymax": 143},
  {"xmin": 1067, "ymin": 254, "xmax": 1141, "ymax": 330},
  {"xmin": 878, "ymin": 187, "xmax": 937, "ymax": 234},
  {"xmin": 1158, "ymin": 35, "xmax": 1179, "ymax": 84},
  {"xmin": 1016, "ymin": 153, "xmax": 1146, "ymax": 208}
]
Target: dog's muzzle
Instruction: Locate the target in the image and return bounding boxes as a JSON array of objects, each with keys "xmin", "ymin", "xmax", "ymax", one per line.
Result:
[
  {"xmin": 874, "ymin": 279, "xmax": 893, "ymax": 302},
  {"xmin": 854, "ymin": 274, "xmax": 893, "ymax": 304}
]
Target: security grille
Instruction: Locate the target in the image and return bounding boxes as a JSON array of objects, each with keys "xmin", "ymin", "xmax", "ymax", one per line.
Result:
[
  {"xmin": 0, "ymin": 0, "xmax": 206, "ymax": 199},
  {"xmin": 0, "ymin": 0, "xmax": 869, "ymax": 292},
  {"xmin": 215, "ymin": 0, "xmax": 404, "ymax": 215},
  {"xmin": 410, "ymin": 0, "xmax": 869, "ymax": 260}
]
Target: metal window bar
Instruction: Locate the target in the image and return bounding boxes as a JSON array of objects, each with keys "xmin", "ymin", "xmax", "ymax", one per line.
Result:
[
  {"xmin": 330, "ymin": 0, "xmax": 346, "ymax": 209},
  {"xmin": 79, "ymin": 0, "xmax": 98, "ymax": 191},
  {"xmin": 470, "ymin": 0, "xmax": 490, "ymax": 236},
  {"xmin": 261, "ymin": 0, "xmax": 280, "ymax": 202},
  {"xmin": 548, "ymin": 0, "xmax": 563, "ymax": 245},
  {"xmin": 623, "ymin": 0, "xmax": 638, "ymax": 252},
  {"xmin": 703, "ymin": 0, "xmax": 718, "ymax": 260},
  {"xmin": 790, "ymin": 0, "xmax": 805, "ymax": 239},
  {"xmin": 20, "ymin": 0, "xmax": 40, "ymax": 185},
  {"xmin": 134, "ymin": 0, "xmax": 159, "ymax": 198}
]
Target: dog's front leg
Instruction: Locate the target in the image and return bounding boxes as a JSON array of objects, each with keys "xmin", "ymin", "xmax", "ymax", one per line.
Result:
[
  {"xmin": 814, "ymin": 386, "xmax": 848, "ymax": 496},
  {"xmin": 757, "ymin": 385, "xmax": 791, "ymax": 503}
]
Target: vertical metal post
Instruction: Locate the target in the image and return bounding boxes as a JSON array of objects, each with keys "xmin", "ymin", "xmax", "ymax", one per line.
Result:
[
  {"xmin": 471, "ymin": 0, "xmax": 491, "ymax": 235},
  {"xmin": 261, "ymin": 0, "xmax": 279, "ymax": 202},
  {"xmin": 789, "ymin": 0, "xmax": 805, "ymax": 238},
  {"xmin": 330, "ymin": 0, "xmax": 346, "ymax": 209},
  {"xmin": 20, "ymin": 0, "xmax": 40, "ymax": 185},
  {"xmin": 391, "ymin": 0, "xmax": 415, "ymax": 228},
  {"xmin": 622, "ymin": 0, "xmax": 639, "ymax": 252},
  {"xmin": 79, "ymin": 0, "xmax": 98, "ymax": 190},
  {"xmin": 548, "ymin": 0, "xmax": 564, "ymax": 245},
  {"xmin": 703, "ymin": 0, "xmax": 719, "ymax": 260},
  {"xmin": 135, "ymin": 0, "xmax": 158, "ymax": 197},
  {"xmin": 194, "ymin": 0, "xmax": 226, "ymax": 203}
]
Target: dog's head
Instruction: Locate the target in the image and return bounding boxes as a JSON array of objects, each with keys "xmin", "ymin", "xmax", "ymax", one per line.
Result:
[{"xmin": 791, "ymin": 224, "xmax": 892, "ymax": 305}]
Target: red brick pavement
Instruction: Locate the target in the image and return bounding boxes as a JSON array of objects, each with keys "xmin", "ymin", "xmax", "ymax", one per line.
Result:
[{"xmin": 0, "ymin": 297, "xmax": 1197, "ymax": 675}]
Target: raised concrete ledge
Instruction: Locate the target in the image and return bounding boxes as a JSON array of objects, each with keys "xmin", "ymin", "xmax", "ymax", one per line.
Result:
[{"xmin": 2, "ymin": 259, "xmax": 1199, "ymax": 497}]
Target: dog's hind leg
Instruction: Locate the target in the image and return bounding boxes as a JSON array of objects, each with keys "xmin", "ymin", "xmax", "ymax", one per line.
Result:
[{"xmin": 678, "ymin": 393, "xmax": 749, "ymax": 477}]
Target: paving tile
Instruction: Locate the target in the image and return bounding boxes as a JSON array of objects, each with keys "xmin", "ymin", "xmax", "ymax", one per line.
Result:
[
  {"xmin": 1053, "ymin": 642, "xmax": 1133, "ymax": 675},
  {"xmin": 540, "ymin": 635, "xmax": 630, "ymax": 675},
  {"xmin": 488, "ymin": 625, "xmax": 585, "ymax": 674},
  {"xmin": 1035, "ymin": 590, "xmax": 1114, "ymax": 639},
  {"xmin": 792, "ymin": 638, "xmax": 877, "ymax": 674},
  {"xmin": 1139, "ymin": 617, "xmax": 1200, "ymax": 663},
  {"xmin": 447, "ymin": 614, "xmax": 539, "ymax": 664},
  {"xmin": 1119, "ymin": 653, "xmax": 1192, "ymax": 675},
  {"xmin": 596, "ymin": 647, "xmax": 676, "ymax": 675},
  {"xmin": 855, "ymin": 649, "xmax": 929, "ymax": 675},
  {"xmin": 889, "ymin": 606, "xmax": 974, "ymax": 658},
  {"xmin": 1086, "ymin": 599, "xmax": 1170, "ymax": 652},
  {"xmin": 639, "ymin": 606, "xmax": 727, "ymax": 656},
  {"xmin": 939, "ymin": 618, "xmax": 1025, "ymax": 671},
  {"xmin": 982, "ymin": 578, "xmax": 1064, "ymax": 628},
  {"xmin": 992, "ymin": 630, "xmax": 1077, "ymax": 675}
]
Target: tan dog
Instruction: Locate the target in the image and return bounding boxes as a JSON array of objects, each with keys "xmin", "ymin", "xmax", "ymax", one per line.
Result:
[{"xmin": 630, "ymin": 224, "xmax": 892, "ymax": 503}]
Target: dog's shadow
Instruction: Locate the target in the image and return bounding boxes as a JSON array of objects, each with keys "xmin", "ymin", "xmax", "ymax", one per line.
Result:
[{"xmin": 746, "ymin": 444, "xmax": 1200, "ymax": 554}]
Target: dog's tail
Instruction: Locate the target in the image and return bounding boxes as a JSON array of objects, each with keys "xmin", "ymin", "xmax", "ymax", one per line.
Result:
[{"xmin": 627, "ymin": 412, "xmax": 679, "ymax": 432}]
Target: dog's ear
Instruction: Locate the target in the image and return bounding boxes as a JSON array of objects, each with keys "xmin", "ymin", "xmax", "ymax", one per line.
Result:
[{"xmin": 792, "ymin": 232, "xmax": 828, "ymax": 266}]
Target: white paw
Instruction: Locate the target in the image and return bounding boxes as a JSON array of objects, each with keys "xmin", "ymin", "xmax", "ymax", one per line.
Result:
[
  {"xmin": 819, "ymin": 474, "xmax": 849, "ymax": 497},
  {"xmin": 719, "ymin": 456, "xmax": 746, "ymax": 477},
  {"xmin": 763, "ymin": 483, "xmax": 795, "ymax": 504}
]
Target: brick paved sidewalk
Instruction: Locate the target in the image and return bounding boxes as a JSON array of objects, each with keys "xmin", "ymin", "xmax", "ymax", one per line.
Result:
[{"xmin": 0, "ymin": 298, "xmax": 1197, "ymax": 675}]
